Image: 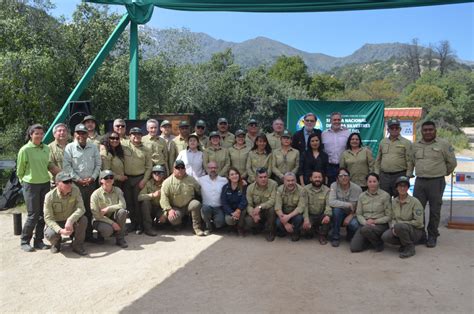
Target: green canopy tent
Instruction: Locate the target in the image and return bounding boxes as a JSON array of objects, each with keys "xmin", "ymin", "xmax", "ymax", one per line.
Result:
[{"xmin": 43, "ymin": 0, "xmax": 471, "ymax": 142}]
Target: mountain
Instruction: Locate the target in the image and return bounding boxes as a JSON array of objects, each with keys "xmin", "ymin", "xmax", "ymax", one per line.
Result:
[{"xmin": 141, "ymin": 26, "xmax": 471, "ymax": 73}]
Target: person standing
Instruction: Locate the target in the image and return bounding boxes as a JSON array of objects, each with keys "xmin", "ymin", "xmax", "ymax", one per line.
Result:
[
  {"xmin": 322, "ymin": 112, "xmax": 350, "ymax": 186},
  {"xmin": 159, "ymin": 120, "xmax": 178, "ymax": 171},
  {"xmin": 113, "ymin": 118, "xmax": 128, "ymax": 143},
  {"xmin": 299, "ymin": 133, "xmax": 328, "ymax": 186},
  {"xmin": 176, "ymin": 134, "xmax": 205, "ymax": 180},
  {"xmin": 63, "ymin": 124, "xmax": 101, "ymax": 242},
  {"xmin": 246, "ymin": 133, "xmax": 273, "ymax": 183},
  {"xmin": 100, "ymin": 132, "xmax": 127, "ymax": 190},
  {"xmin": 245, "ymin": 119, "xmax": 260, "ymax": 147},
  {"xmin": 143, "ymin": 118, "xmax": 169, "ymax": 175},
  {"xmin": 192, "ymin": 119, "xmax": 209, "ymax": 148},
  {"xmin": 90, "ymin": 170, "xmax": 128, "ymax": 248},
  {"xmin": 48, "ymin": 123, "xmax": 69, "ymax": 185},
  {"xmin": 229, "ymin": 129, "xmax": 250, "ymax": 182},
  {"xmin": 291, "ymin": 112, "xmax": 322, "ymax": 154},
  {"xmin": 382, "ymin": 176, "xmax": 424, "ymax": 258},
  {"xmin": 413, "ymin": 121, "xmax": 457, "ymax": 248},
  {"xmin": 173, "ymin": 120, "xmax": 191, "ymax": 154},
  {"xmin": 17, "ymin": 124, "xmax": 54, "ymax": 252},
  {"xmin": 267, "ymin": 118, "xmax": 285, "ymax": 151},
  {"xmin": 340, "ymin": 132, "xmax": 374, "ymax": 190},
  {"xmin": 374, "ymin": 118, "xmax": 414, "ymax": 197},
  {"xmin": 217, "ymin": 117, "xmax": 235, "ymax": 149},
  {"xmin": 204, "ymin": 131, "xmax": 230, "ymax": 177},
  {"xmin": 82, "ymin": 115, "xmax": 102, "ymax": 147}
]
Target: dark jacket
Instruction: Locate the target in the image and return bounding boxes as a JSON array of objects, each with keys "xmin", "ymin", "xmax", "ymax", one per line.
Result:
[
  {"xmin": 291, "ymin": 128, "xmax": 322, "ymax": 154},
  {"xmin": 299, "ymin": 150, "xmax": 329, "ymax": 185},
  {"xmin": 221, "ymin": 183, "xmax": 247, "ymax": 215}
]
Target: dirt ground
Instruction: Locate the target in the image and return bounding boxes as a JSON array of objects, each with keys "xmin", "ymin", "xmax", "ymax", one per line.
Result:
[{"xmin": 1, "ymin": 153, "xmax": 473, "ymax": 313}]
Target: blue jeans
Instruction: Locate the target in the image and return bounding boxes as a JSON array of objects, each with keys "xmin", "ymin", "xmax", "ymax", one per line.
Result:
[
  {"xmin": 201, "ymin": 205, "xmax": 225, "ymax": 229},
  {"xmin": 331, "ymin": 208, "xmax": 360, "ymax": 241},
  {"xmin": 276, "ymin": 214, "xmax": 304, "ymax": 235}
]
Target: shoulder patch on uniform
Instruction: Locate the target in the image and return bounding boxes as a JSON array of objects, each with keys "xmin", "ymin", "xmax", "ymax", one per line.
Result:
[{"xmin": 415, "ymin": 209, "xmax": 422, "ymax": 216}]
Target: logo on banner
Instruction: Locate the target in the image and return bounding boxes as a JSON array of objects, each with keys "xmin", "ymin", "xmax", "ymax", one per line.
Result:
[{"xmin": 296, "ymin": 115, "xmax": 323, "ymax": 131}]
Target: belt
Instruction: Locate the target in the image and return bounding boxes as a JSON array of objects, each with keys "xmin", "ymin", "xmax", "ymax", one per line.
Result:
[
  {"xmin": 381, "ymin": 170, "xmax": 406, "ymax": 175},
  {"xmin": 417, "ymin": 176, "xmax": 444, "ymax": 180},
  {"xmin": 126, "ymin": 174, "xmax": 144, "ymax": 178},
  {"xmin": 329, "ymin": 163, "xmax": 339, "ymax": 167}
]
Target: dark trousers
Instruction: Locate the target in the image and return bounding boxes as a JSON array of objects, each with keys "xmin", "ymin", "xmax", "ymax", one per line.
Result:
[
  {"xmin": 77, "ymin": 183, "xmax": 96, "ymax": 239},
  {"xmin": 141, "ymin": 200, "xmax": 162, "ymax": 231},
  {"xmin": 124, "ymin": 175, "xmax": 144, "ymax": 227},
  {"xmin": 382, "ymin": 223, "xmax": 424, "ymax": 247},
  {"xmin": 413, "ymin": 177, "xmax": 445, "ymax": 238},
  {"xmin": 327, "ymin": 163, "xmax": 339, "ymax": 187},
  {"xmin": 303, "ymin": 213, "xmax": 330, "ymax": 236},
  {"xmin": 45, "ymin": 216, "xmax": 87, "ymax": 250},
  {"xmin": 93, "ymin": 209, "xmax": 127, "ymax": 240},
  {"xmin": 245, "ymin": 207, "xmax": 276, "ymax": 234},
  {"xmin": 276, "ymin": 214, "xmax": 304, "ymax": 236},
  {"xmin": 330, "ymin": 208, "xmax": 360, "ymax": 241},
  {"xmin": 350, "ymin": 224, "xmax": 389, "ymax": 252},
  {"xmin": 21, "ymin": 182, "xmax": 50, "ymax": 245},
  {"xmin": 380, "ymin": 170, "xmax": 406, "ymax": 197}
]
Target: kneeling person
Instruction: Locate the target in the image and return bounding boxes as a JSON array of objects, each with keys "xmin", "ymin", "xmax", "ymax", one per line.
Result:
[
  {"xmin": 382, "ymin": 176, "xmax": 424, "ymax": 258},
  {"xmin": 275, "ymin": 172, "xmax": 306, "ymax": 241},
  {"xmin": 138, "ymin": 165, "xmax": 167, "ymax": 236},
  {"xmin": 44, "ymin": 172, "xmax": 88, "ymax": 255},
  {"xmin": 303, "ymin": 171, "xmax": 331, "ymax": 244},
  {"xmin": 91, "ymin": 170, "xmax": 128, "ymax": 248}
]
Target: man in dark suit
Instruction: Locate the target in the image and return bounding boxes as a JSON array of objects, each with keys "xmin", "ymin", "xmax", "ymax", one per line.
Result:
[{"xmin": 291, "ymin": 113, "xmax": 322, "ymax": 153}]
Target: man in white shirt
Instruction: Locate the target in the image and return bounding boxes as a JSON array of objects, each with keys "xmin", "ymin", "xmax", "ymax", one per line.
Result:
[
  {"xmin": 322, "ymin": 112, "xmax": 350, "ymax": 185},
  {"xmin": 199, "ymin": 161, "xmax": 228, "ymax": 235}
]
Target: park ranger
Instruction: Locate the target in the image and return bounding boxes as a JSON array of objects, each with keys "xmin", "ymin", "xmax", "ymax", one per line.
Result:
[
  {"xmin": 192, "ymin": 119, "xmax": 209, "ymax": 148},
  {"xmin": 413, "ymin": 121, "xmax": 457, "ymax": 248},
  {"xmin": 123, "ymin": 127, "xmax": 153, "ymax": 234},
  {"xmin": 159, "ymin": 119, "xmax": 178, "ymax": 171},
  {"xmin": 48, "ymin": 123, "xmax": 69, "ymax": 185},
  {"xmin": 90, "ymin": 170, "xmax": 128, "ymax": 248},
  {"xmin": 303, "ymin": 171, "xmax": 331, "ymax": 245},
  {"xmin": 217, "ymin": 117, "xmax": 235, "ymax": 149},
  {"xmin": 203, "ymin": 131, "xmax": 231, "ymax": 177},
  {"xmin": 143, "ymin": 118, "xmax": 169, "ymax": 174},
  {"xmin": 82, "ymin": 115, "xmax": 102, "ymax": 147},
  {"xmin": 138, "ymin": 165, "xmax": 167, "ymax": 236},
  {"xmin": 160, "ymin": 160, "xmax": 205, "ymax": 236},
  {"xmin": 245, "ymin": 167, "xmax": 278, "ymax": 241},
  {"xmin": 44, "ymin": 172, "xmax": 87, "ymax": 255},
  {"xmin": 266, "ymin": 118, "xmax": 285, "ymax": 150},
  {"xmin": 271, "ymin": 130, "xmax": 299, "ymax": 185},
  {"xmin": 375, "ymin": 118, "xmax": 414, "ymax": 197},
  {"xmin": 173, "ymin": 120, "xmax": 191, "ymax": 153},
  {"xmin": 275, "ymin": 172, "xmax": 306, "ymax": 241},
  {"xmin": 229, "ymin": 130, "xmax": 250, "ymax": 181},
  {"xmin": 382, "ymin": 176, "xmax": 424, "ymax": 258},
  {"xmin": 245, "ymin": 118, "xmax": 260, "ymax": 147}
]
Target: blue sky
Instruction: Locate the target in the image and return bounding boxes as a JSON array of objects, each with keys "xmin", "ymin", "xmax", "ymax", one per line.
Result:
[{"xmin": 52, "ymin": 1, "xmax": 474, "ymax": 61}]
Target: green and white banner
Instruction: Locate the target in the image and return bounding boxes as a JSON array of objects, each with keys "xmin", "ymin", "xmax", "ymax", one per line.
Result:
[{"xmin": 287, "ymin": 100, "xmax": 385, "ymax": 157}]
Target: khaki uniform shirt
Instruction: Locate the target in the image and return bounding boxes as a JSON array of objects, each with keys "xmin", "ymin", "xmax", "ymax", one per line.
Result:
[
  {"xmin": 328, "ymin": 182, "xmax": 362, "ymax": 216},
  {"xmin": 203, "ymin": 146, "xmax": 230, "ymax": 177},
  {"xmin": 229, "ymin": 144, "xmax": 250, "ymax": 178},
  {"xmin": 44, "ymin": 185, "xmax": 85, "ymax": 233},
  {"xmin": 413, "ymin": 137, "xmax": 457, "ymax": 177},
  {"xmin": 87, "ymin": 132, "xmax": 102, "ymax": 147},
  {"xmin": 122, "ymin": 141, "xmax": 152, "ymax": 181},
  {"xmin": 219, "ymin": 132, "xmax": 235, "ymax": 149},
  {"xmin": 173, "ymin": 135, "xmax": 188, "ymax": 154},
  {"xmin": 245, "ymin": 134, "xmax": 257, "ymax": 148},
  {"xmin": 356, "ymin": 189, "xmax": 391, "ymax": 225},
  {"xmin": 391, "ymin": 195, "xmax": 424, "ymax": 229},
  {"xmin": 48, "ymin": 141, "xmax": 67, "ymax": 182},
  {"xmin": 160, "ymin": 174, "xmax": 201, "ymax": 211},
  {"xmin": 100, "ymin": 149, "xmax": 125, "ymax": 177},
  {"xmin": 192, "ymin": 133, "xmax": 209, "ymax": 149},
  {"xmin": 375, "ymin": 136, "xmax": 414, "ymax": 176},
  {"xmin": 304, "ymin": 184, "xmax": 331, "ymax": 218},
  {"xmin": 161, "ymin": 138, "xmax": 178, "ymax": 172},
  {"xmin": 246, "ymin": 151, "xmax": 273, "ymax": 183},
  {"xmin": 267, "ymin": 132, "xmax": 282, "ymax": 151},
  {"xmin": 246, "ymin": 179, "xmax": 278, "ymax": 214},
  {"xmin": 275, "ymin": 184, "xmax": 306, "ymax": 215},
  {"xmin": 272, "ymin": 148, "xmax": 299, "ymax": 180},
  {"xmin": 90, "ymin": 186, "xmax": 126, "ymax": 225},
  {"xmin": 339, "ymin": 147, "xmax": 374, "ymax": 187},
  {"xmin": 138, "ymin": 180, "xmax": 163, "ymax": 208},
  {"xmin": 143, "ymin": 134, "xmax": 170, "ymax": 173}
]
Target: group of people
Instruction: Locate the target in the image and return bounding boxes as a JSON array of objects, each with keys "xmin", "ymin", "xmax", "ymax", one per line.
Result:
[{"xmin": 16, "ymin": 112, "xmax": 456, "ymax": 258}]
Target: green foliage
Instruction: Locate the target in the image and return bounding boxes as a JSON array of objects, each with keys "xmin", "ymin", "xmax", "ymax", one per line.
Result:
[
  {"xmin": 433, "ymin": 129, "xmax": 469, "ymax": 151},
  {"xmin": 308, "ymin": 74, "xmax": 344, "ymax": 100},
  {"xmin": 268, "ymin": 55, "xmax": 311, "ymax": 88}
]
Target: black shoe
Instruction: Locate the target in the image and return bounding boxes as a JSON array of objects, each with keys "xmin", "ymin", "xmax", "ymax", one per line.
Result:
[
  {"xmin": 319, "ymin": 235, "xmax": 328, "ymax": 245},
  {"xmin": 331, "ymin": 239, "xmax": 340, "ymax": 247},
  {"xmin": 426, "ymin": 237, "xmax": 437, "ymax": 248},
  {"xmin": 85, "ymin": 236, "xmax": 98, "ymax": 243},
  {"xmin": 21, "ymin": 243, "xmax": 35, "ymax": 252},
  {"xmin": 116, "ymin": 239, "xmax": 128, "ymax": 248},
  {"xmin": 96, "ymin": 234, "xmax": 105, "ymax": 244},
  {"xmin": 398, "ymin": 245, "xmax": 405, "ymax": 253},
  {"xmin": 72, "ymin": 246, "xmax": 87, "ymax": 256},
  {"xmin": 399, "ymin": 245, "xmax": 416, "ymax": 258},
  {"xmin": 265, "ymin": 232, "xmax": 275, "ymax": 242},
  {"xmin": 50, "ymin": 243, "xmax": 60, "ymax": 254},
  {"xmin": 172, "ymin": 225, "xmax": 182, "ymax": 232},
  {"xmin": 374, "ymin": 243, "xmax": 384, "ymax": 252},
  {"xmin": 34, "ymin": 241, "xmax": 51, "ymax": 250},
  {"xmin": 291, "ymin": 233, "xmax": 300, "ymax": 242},
  {"xmin": 127, "ymin": 223, "xmax": 137, "ymax": 233},
  {"xmin": 144, "ymin": 229, "xmax": 157, "ymax": 237}
]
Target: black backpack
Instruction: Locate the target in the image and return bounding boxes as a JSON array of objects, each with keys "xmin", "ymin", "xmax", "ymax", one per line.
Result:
[{"xmin": 0, "ymin": 169, "xmax": 23, "ymax": 211}]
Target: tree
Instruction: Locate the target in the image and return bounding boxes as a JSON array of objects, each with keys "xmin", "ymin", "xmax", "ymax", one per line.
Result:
[
  {"xmin": 308, "ymin": 74, "xmax": 344, "ymax": 100},
  {"xmin": 268, "ymin": 55, "xmax": 311, "ymax": 88},
  {"xmin": 436, "ymin": 40, "xmax": 455, "ymax": 76},
  {"xmin": 402, "ymin": 38, "xmax": 422, "ymax": 83}
]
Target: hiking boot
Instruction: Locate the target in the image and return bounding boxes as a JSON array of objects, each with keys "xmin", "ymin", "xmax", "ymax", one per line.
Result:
[
  {"xmin": 331, "ymin": 239, "xmax": 340, "ymax": 247},
  {"xmin": 426, "ymin": 236, "xmax": 437, "ymax": 248},
  {"xmin": 319, "ymin": 235, "xmax": 328, "ymax": 245},
  {"xmin": 399, "ymin": 245, "xmax": 416, "ymax": 258},
  {"xmin": 72, "ymin": 246, "xmax": 87, "ymax": 256},
  {"xmin": 265, "ymin": 231, "xmax": 275, "ymax": 242},
  {"xmin": 291, "ymin": 232, "xmax": 300, "ymax": 242},
  {"xmin": 144, "ymin": 229, "xmax": 157, "ymax": 237},
  {"xmin": 34, "ymin": 241, "xmax": 51, "ymax": 250},
  {"xmin": 116, "ymin": 239, "xmax": 128, "ymax": 248},
  {"xmin": 237, "ymin": 227, "xmax": 246, "ymax": 237},
  {"xmin": 96, "ymin": 234, "xmax": 105, "ymax": 244},
  {"xmin": 398, "ymin": 245, "xmax": 405, "ymax": 252},
  {"xmin": 374, "ymin": 243, "xmax": 384, "ymax": 252},
  {"xmin": 194, "ymin": 229, "xmax": 205, "ymax": 236},
  {"xmin": 50, "ymin": 243, "xmax": 60, "ymax": 254},
  {"xmin": 203, "ymin": 229, "xmax": 212, "ymax": 236},
  {"xmin": 21, "ymin": 243, "xmax": 35, "ymax": 252}
]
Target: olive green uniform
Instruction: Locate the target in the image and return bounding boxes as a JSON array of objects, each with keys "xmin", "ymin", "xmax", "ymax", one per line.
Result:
[
  {"xmin": 100, "ymin": 148, "xmax": 126, "ymax": 188},
  {"xmin": 245, "ymin": 134, "xmax": 257, "ymax": 148},
  {"xmin": 351, "ymin": 189, "xmax": 391, "ymax": 252},
  {"xmin": 172, "ymin": 135, "xmax": 188, "ymax": 154},
  {"xmin": 219, "ymin": 132, "xmax": 235, "ymax": 149},
  {"xmin": 229, "ymin": 145, "xmax": 250, "ymax": 179},
  {"xmin": 87, "ymin": 132, "xmax": 102, "ymax": 147},
  {"xmin": 246, "ymin": 151, "xmax": 273, "ymax": 183},
  {"xmin": 375, "ymin": 136, "xmax": 414, "ymax": 196},
  {"xmin": 382, "ymin": 195, "xmax": 424, "ymax": 247},
  {"xmin": 160, "ymin": 174, "xmax": 203, "ymax": 232},
  {"xmin": 413, "ymin": 137, "xmax": 456, "ymax": 239},
  {"xmin": 304, "ymin": 184, "xmax": 331, "ymax": 236},
  {"xmin": 272, "ymin": 148, "xmax": 299, "ymax": 184},
  {"xmin": 245, "ymin": 179, "xmax": 277, "ymax": 233},
  {"xmin": 203, "ymin": 147, "xmax": 230, "ymax": 177},
  {"xmin": 192, "ymin": 132, "xmax": 209, "ymax": 149},
  {"xmin": 90, "ymin": 186, "xmax": 127, "ymax": 240},
  {"xmin": 44, "ymin": 185, "xmax": 87, "ymax": 251},
  {"xmin": 339, "ymin": 147, "xmax": 374, "ymax": 188},
  {"xmin": 138, "ymin": 180, "xmax": 163, "ymax": 232},
  {"xmin": 267, "ymin": 132, "xmax": 282, "ymax": 151},
  {"xmin": 143, "ymin": 134, "xmax": 170, "ymax": 174},
  {"xmin": 123, "ymin": 141, "xmax": 152, "ymax": 228},
  {"xmin": 160, "ymin": 135, "xmax": 178, "ymax": 171},
  {"xmin": 275, "ymin": 184, "xmax": 306, "ymax": 235},
  {"xmin": 48, "ymin": 141, "xmax": 67, "ymax": 184}
]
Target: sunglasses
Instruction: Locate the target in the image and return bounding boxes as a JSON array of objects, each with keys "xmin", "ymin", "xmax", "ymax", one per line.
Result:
[
  {"xmin": 175, "ymin": 165, "xmax": 185, "ymax": 169},
  {"xmin": 109, "ymin": 137, "xmax": 119, "ymax": 140},
  {"xmin": 103, "ymin": 175, "xmax": 114, "ymax": 180},
  {"xmin": 249, "ymin": 123, "xmax": 257, "ymax": 127},
  {"xmin": 196, "ymin": 126, "xmax": 205, "ymax": 129},
  {"xmin": 62, "ymin": 180, "xmax": 73, "ymax": 184},
  {"xmin": 153, "ymin": 171, "xmax": 165, "ymax": 175},
  {"xmin": 115, "ymin": 125, "xmax": 126, "ymax": 128}
]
